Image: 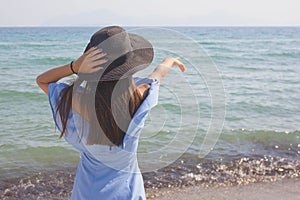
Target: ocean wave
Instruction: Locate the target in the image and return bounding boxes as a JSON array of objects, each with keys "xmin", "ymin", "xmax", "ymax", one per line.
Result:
[
  {"xmin": 0, "ymin": 146, "xmax": 78, "ymax": 182},
  {"xmin": 262, "ymin": 52, "xmax": 300, "ymax": 58},
  {"xmin": 26, "ymin": 56, "xmax": 73, "ymax": 65},
  {"xmin": 0, "ymin": 90, "xmax": 44, "ymax": 101},
  {"xmin": 189, "ymin": 129, "xmax": 300, "ymax": 163},
  {"xmin": 221, "ymin": 129, "xmax": 300, "ymax": 144}
]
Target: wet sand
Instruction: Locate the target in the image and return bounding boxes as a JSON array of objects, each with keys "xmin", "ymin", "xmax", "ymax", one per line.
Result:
[{"xmin": 146, "ymin": 178, "xmax": 300, "ymax": 200}]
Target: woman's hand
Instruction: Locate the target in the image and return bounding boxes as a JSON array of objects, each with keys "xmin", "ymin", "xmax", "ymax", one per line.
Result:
[
  {"xmin": 73, "ymin": 47, "xmax": 108, "ymax": 74},
  {"xmin": 149, "ymin": 57, "xmax": 186, "ymax": 83},
  {"xmin": 36, "ymin": 47, "xmax": 108, "ymax": 95},
  {"xmin": 160, "ymin": 57, "xmax": 186, "ymax": 73}
]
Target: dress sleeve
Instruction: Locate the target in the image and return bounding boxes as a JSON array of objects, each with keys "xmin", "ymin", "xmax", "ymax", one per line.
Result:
[
  {"xmin": 48, "ymin": 82, "xmax": 68, "ymax": 132},
  {"xmin": 133, "ymin": 77, "xmax": 160, "ymax": 118},
  {"xmin": 48, "ymin": 82, "xmax": 87, "ymax": 152}
]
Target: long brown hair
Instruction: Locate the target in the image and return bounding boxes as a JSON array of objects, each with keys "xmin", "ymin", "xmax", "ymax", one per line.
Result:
[{"xmin": 55, "ymin": 77, "xmax": 143, "ymax": 146}]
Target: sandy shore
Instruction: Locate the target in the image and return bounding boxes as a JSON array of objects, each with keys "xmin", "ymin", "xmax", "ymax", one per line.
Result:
[
  {"xmin": 146, "ymin": 178, "xmax": 300, "ymax": 200},
  {"xmin": 1, "ymin": 172, "xmax": 299, "ymax": 199}
]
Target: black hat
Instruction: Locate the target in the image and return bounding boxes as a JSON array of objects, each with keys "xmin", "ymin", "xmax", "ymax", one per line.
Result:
[{"xmin": 80, "ymin": 26, "xmax": 154, "ymax": 81}]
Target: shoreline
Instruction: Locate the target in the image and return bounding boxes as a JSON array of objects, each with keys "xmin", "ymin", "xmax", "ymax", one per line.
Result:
[
  {"xmin": 1, "ymin": 154, "xmax": 299, "ymax": 199},
  {"xmin": 1, "ymin": 169, "xmax": 299, "ymax": 199}
]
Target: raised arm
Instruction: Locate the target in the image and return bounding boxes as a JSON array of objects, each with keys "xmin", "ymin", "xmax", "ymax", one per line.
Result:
[
  {"xmin": 36, "ymin": 47, "xmax": 107, "ymax": 94},
  {"xmin": 149, "ymin": 57, "xmax": 186, "ymax": 83}
]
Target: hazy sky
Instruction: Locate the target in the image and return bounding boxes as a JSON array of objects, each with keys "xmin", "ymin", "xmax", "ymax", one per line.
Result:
[{"xmin": 0, "ymin": 0, "xmax": 299, "ymax": 26}]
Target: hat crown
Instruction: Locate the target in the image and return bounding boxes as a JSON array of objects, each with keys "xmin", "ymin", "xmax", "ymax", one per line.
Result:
[
  {"xmin": 91, "ymin": 26, "xmax": 125, "ymax": 41},
  {"xmin": 90, "ymin": 26, "xmax": 132, "ymax": 56},
  {"xmin": 81, "ymin": 26, "xmax": 154, "ymax": 81}
]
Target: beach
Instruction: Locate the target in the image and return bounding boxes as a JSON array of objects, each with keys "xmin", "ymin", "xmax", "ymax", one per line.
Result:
[
  {"xmin": 1, "ymin": 169, "xmax": 299, "ymax": 199},
  {"xmin": 1, "ymin": 153, "xmax": 300, "ymax": 199}
]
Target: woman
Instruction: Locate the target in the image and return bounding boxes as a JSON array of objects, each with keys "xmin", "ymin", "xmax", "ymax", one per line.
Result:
[{"xmin": 36, "ymin": 26, "xmax": 185, "ymax": 200}]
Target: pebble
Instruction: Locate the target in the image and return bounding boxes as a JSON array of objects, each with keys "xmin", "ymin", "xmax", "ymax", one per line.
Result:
[{"xmin": 4, "ymin": 189, "xmax": 11, "ymax": 196}]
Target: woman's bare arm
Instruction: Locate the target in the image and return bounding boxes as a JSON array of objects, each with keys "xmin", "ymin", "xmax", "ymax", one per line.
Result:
[
  {"xmin": 149, "ymin": 57, "xmax": 186, "ymax": 83},
  {"xmin": 36, "ymin": 63, "xmax": 73, "ymax": 95},
  {"xmin": 36, "ymin": 47, "xmax": 107, "ymax": 95},
  {"xmin": 136, "ymin": 57, "xmax": 186, "ymax": 98}
]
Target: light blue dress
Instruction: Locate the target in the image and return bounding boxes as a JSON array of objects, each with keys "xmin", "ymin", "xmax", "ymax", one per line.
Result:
[{"xmin": 48, "ymin": 77, "xmax": 159, "ymax": 200}]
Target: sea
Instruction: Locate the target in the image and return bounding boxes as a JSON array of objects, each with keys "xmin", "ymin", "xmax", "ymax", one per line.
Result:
[{"xmin": 0, "ymin": 27, "xmax": 299, "ymax": 197}]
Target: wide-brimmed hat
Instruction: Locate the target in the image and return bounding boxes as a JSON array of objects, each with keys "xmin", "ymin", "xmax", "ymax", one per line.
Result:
[{"xmin": 79, "ymin": 26, "xmax": 154, "ymax": 81}]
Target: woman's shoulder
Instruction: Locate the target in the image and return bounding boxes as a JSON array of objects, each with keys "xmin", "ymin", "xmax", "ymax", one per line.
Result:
[
  {"xmin": 134, "ymin": 77, "xmax": 159, "ymax": 100},
  {"xmin": 137, "ymin": 84, "xmax": 151, "ymax": 100}
]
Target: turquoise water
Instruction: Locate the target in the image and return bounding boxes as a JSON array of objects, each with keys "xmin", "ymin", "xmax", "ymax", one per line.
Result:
[{"xmin": 0, "ymin": 27, "xmax": 300, "ymax": 181}]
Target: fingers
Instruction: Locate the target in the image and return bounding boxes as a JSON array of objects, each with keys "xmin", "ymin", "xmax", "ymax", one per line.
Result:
[
  {"xmin": 89, "ymin": 52, "xmax": 107, "ymax": 62},
  {"xmin": 85, "ymin": 48, "xmax": 107, "ymax": 63},
  {"xmin": 88, "ymin": 48, "xmax": 105, "ymax": 58},
  {"xmin": 78, "ymin": 52, "xmax": 108, "ymax": 74},
  {"xmin": 82, "ymin": 58, "xmax": 108, "ymax": 69},
  {"xmin": 177, "ymin": 61, "xmax": 186, "ymax": 72},
  {"xmin": 85, "ymin": 47, "xmax": 98, "ymax": 55},
  {"xmin": 78, "ymin": 59, "xmax": 106, "ymax": 74},
  {"xmin": 89, "ymin": 66, "xmax": 104, "ymax": 73},
  {"xmin": 91, "ymin": 58, "xmax": 108, "ymax": 68},
  {"xmin": 173, "ymin": 58, "xmax": 186, "ymax": 72}
]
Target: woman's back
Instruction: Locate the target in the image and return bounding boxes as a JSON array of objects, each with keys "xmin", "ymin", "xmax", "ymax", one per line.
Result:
[{"xmin": 48, "ymin": 77, "xmax": 159, "ymax": 199}]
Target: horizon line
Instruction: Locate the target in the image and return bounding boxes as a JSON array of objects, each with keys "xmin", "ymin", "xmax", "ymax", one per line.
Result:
[{"xmin": 0, "ymin": 25, "xmax": 299, "ymax": 28}]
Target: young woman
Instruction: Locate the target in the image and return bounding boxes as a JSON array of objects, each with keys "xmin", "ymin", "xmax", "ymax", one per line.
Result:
[{"xmin": 36, "ymin": 26, "xmax": 185, "ymax": 200}]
